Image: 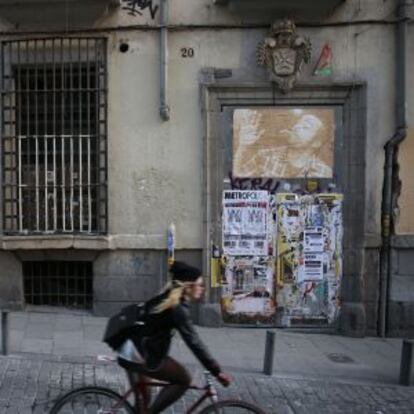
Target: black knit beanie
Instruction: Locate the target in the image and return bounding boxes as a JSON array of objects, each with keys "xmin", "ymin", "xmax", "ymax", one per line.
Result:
[{"xmin": 170, "ymin": 261, "xmax": 201, "ymax": 282}]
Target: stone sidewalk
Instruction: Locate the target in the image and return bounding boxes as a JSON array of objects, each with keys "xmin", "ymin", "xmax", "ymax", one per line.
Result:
[
  {"xmin": 5, "ymin": 310, "xmax": 407, "ymax": 384},
  {"xmin": 0, "ymin": 309, "xmax": 413, "ymax": 413}
]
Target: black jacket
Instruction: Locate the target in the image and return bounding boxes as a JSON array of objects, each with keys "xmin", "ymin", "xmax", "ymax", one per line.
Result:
[{"xmin": 131, "ymin": 291, "xmax": 221, "ymax": 376}]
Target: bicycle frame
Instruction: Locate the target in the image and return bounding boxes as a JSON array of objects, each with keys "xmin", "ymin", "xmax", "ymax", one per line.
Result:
[{"xmin": 111, "ymin": 373, "xmax": 219, "ymax": 414}]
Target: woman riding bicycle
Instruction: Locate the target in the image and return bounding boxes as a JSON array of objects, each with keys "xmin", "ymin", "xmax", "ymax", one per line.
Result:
[{"xmin": 117, "ymin": 261, "xmax": 232, "ymax": 414}]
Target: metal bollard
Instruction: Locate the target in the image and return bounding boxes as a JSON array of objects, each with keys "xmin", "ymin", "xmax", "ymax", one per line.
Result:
[
  {"xmin": 263, "ymin": 330, "xmax": 276, "ymax": 375},
  {"xmin": 1, "ymin": 311, "xmax": 8, "ymax": 356},
  {"xmin": 399, "ymin": 339, "xmax": 414, "ymax": 386}
]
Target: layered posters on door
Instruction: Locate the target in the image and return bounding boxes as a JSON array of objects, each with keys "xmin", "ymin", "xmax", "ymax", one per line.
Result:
[
  {"xmin": 221, "ymin": 190, "xmax": 275, "ymax": 323},
  {"xmin": 221, "ymin": 256, "xmax": 275, "ymax": 322},
  {"xmin": 275, "ymin": 193, "xmax": 343, "ymax": 325}
]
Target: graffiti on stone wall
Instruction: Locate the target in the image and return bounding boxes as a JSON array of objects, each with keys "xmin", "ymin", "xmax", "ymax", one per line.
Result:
[
  {"xmin": 122, "ymin": 0, "xmax": 159, "ymax": 19},
  {"xmin": 228, "ymin": 172, "xmax": 280, "ymax": 193}
]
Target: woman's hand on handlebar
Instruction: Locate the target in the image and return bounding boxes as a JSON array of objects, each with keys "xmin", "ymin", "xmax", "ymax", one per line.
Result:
[{"xmin": 217, "ymin": 372, "xmax": 232, "ymax": 387}]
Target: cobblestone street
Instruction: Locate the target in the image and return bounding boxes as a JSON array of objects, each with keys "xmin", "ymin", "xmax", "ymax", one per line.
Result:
[
  {"xmin": 0, "ymin": 311, "xmax": 413, "ymax": 413},
  {"xmin": 0, "ymin": 353, "xmax": 413, "ymax": 414}
]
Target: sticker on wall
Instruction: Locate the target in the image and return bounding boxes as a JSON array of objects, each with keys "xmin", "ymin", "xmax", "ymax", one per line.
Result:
[
  {"xmin": 304, "ymin": 227, "xmax": 324, "ymax": 253},
  {"xmin": 274, "ymin": 194, "xmax": 301, "ymax": 287},
  {"xmin": 232, "ymin": 108, "xmax": 335, "ymax": 179},
  {"xmin": 222, "ymin": 190, "xmax": 269, "ymax": 256},
  {"xmin": 313, "ymin": 43, "xmax": 333, "ymax": 77},
  {"xmin": 299, "ymin": 253, "xmax": 324, "ymax": 282}
]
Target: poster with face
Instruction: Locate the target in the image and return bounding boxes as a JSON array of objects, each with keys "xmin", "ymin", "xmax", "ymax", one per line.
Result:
[{"xmin": 233, "ymin": 108, "xmax": 335, "ymax": 178}]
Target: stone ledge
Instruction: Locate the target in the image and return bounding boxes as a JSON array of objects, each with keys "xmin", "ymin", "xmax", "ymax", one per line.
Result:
[
  {"xmin": 391, "ymin": 235, "xmax": 414, "ymax": 248},
  {"xmin": 0, "ymin": 234, "xmax": 166, "ymax": 250},
  {"xmin": 1, "ymin": 234, "xmax": 203, "ymax": 250}
]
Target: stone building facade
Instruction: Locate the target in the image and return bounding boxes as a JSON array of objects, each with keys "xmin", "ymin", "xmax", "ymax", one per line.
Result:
[{"xmin": 0, "ymin": 0, "xmax": 413, "ymax": 337}]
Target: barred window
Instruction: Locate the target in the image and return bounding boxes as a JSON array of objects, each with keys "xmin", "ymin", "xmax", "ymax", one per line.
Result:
[
  {"xmin": 1, "ymin": 38, "xmax": 107, "ymax": 235},
  {"xmin": 23, "ymin": 261, "xmax": 93, "ymax": 309}
]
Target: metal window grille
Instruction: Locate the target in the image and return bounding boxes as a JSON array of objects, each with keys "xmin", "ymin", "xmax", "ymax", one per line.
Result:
[
  {"xmin": 23, "ymin": 261, "xmax": 93, "ymax": 309},
  {"xmin": 1, "ymin": 38, "xmax": 108, "ymax": 234}
]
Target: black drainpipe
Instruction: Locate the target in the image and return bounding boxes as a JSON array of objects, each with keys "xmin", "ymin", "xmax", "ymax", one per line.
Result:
[{"xmin": 378, "ymin": 0, "xmax": 408, "ymax": 337}]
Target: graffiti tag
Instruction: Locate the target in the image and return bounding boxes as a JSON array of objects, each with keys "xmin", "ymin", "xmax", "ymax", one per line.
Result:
[
  {"xmin": 122, "ymin": 0, "xmax": 159, "ymax": 19},
  {"xmin": 228, "ymin": 172, "xmax": 280, "ymax": 193}
]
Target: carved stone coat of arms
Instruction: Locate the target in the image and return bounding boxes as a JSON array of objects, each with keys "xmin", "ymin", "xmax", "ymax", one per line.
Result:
[{"xmin": 257, "ymin": 19, "xmax": 312, "ymax": 93}]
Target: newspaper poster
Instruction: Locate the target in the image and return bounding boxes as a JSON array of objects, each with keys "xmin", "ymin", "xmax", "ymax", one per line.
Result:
[
  {"xmin": 222, "ymin": 190, "xmax": 269, "ymax": 256},
  {"xmin": 304, "ymin": 226, "xmax": 324, "ymax": 253}
]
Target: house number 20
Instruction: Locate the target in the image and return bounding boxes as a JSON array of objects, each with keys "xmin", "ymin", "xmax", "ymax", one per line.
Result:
[{"xmin": 181, "ymin": 47, "xmax": 194, "ymax": 58}]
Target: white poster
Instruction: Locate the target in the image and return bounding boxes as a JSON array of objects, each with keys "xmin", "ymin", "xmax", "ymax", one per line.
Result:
[
  {"xmin": 298, "ymin": 253, "xmax": 324, "ymax": 282},
  {"xmin": 304, "ymin": 226, "xmax": 324, "ymax": 253},
  {"xmin": 222, "ymin": 190, "xmax": 269, "ymax": 256}
]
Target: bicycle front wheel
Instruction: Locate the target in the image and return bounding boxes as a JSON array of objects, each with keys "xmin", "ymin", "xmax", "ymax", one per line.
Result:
[
  {"xmin": 49, "ymin": 386, "xmax": 135, "ymax": 414},
  {"xmin": 199, "ymin": 399, "xmax": 267, "ymax": 414}
]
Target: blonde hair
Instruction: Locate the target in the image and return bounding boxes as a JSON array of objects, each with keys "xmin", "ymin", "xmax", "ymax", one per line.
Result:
[{"xmin": 151, "ymin": 280, "xmax": 191, "ymax": 314}]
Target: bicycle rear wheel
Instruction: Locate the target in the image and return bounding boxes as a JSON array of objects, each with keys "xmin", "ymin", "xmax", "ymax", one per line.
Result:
[
  {"xmin": 199, "ymin": 399, "xmax": 267, "ymax": 414},
  {"xmin": 49, "ymin": 386, "xmax": 135, "ymax": 414}
]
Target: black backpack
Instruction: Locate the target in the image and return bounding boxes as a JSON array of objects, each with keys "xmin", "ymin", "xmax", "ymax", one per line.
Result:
[{"xmin": 103, "ymin": 303, "xmax": 146, "ymax": 351}]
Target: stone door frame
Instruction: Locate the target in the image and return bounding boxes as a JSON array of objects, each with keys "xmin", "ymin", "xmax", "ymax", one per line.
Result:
[{"xmin": 200, "ymin": 78, "xmax": 367, "ymax": 335}]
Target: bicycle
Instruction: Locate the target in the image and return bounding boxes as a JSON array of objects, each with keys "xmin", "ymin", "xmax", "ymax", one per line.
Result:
[{"xmin": 49, "ymin": 356, "xmax": 266, "ymax": 414}]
